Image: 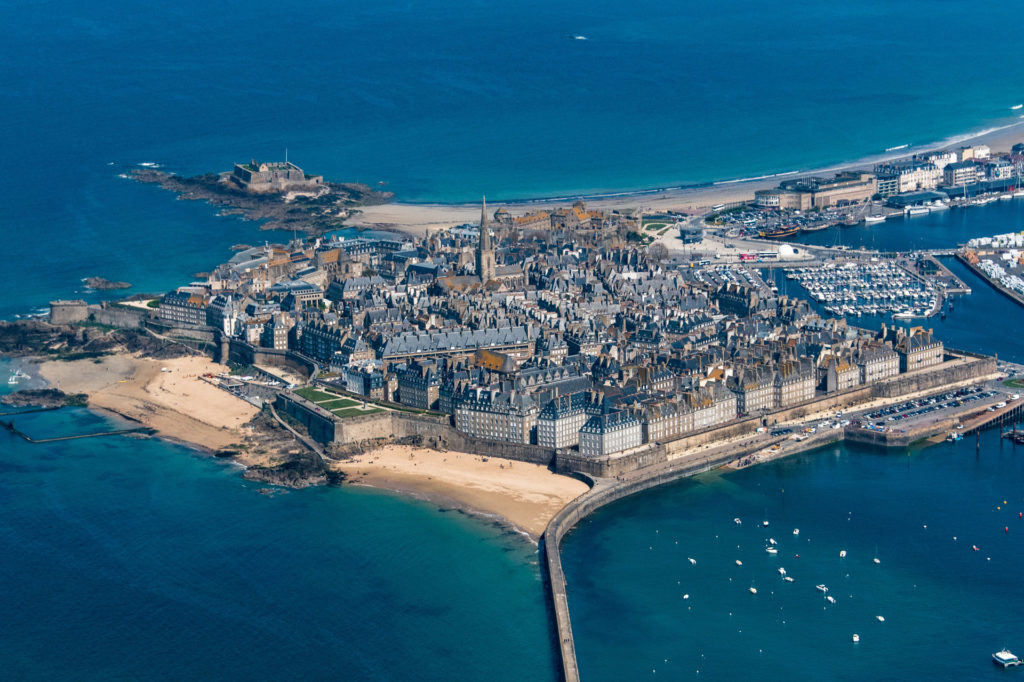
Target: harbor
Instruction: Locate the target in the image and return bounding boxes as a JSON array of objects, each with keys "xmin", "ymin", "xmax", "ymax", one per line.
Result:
[{"xmin": 782, "ymin": 259, "xmax": 965, "ymax": 320}]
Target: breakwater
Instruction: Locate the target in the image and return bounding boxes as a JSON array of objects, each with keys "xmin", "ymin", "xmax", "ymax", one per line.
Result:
[{"xmin": 542, "ymin": 444, "xmax": 783, "ymax": 682}]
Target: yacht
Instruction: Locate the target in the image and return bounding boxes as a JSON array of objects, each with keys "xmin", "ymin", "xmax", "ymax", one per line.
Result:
[
  {"xmin": 876, "ymin": 615, "xmax": 885, "ymax": 622},
  {"xmin": 778, "ymin": 567, "xmax": 787, "ymax": 576},
  {"xmin": 863, "ymin": 214, "xmax": 886, "ymax": 224},
  {"xmin": 765, "ymin": 547, "xmax": 778, "ymax": 555},
  {"xmin": 816, "ymin": 584, "xmax": 829, "ymax": 593},
  {"xmin": 749, "ymin": 587, "xmax": 757, "ymax": 595},
  {"xmin": 839, "ymin": 550, "xmax": 847, "ymax": 558},
  {"xmin": 852, "ymin": 634, "xmax": 860, "ymax": 643},
  {"xmin": 826, "ymin": 595, "xmax": 837, "ymax": 604},
  {"xmin": 793, "ymin": 528, "xmax": 800, "ymax": 536},
  {"xmin": 994, "ymin": 650, "xmax": 1022, "ymax": 668}
]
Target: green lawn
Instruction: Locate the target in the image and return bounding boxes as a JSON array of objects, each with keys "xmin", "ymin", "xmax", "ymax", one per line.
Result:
[
  {"xmin": 1004, "ymin": 378, "xmax": 1024, "ymax": 389},
  {"xmin": 644, "ymin": 222, "xmax": 667, "ymax": 231},
  {"xmin": 318, "ymin": 398, "xmax": 361, "ymax": 409},
  {"xmin": 331, "ymin": 407, "xmax": 383, "ymax": 418},
  {"xmin": 294, "ymin": 387, "xmax": 342, "ymax": 403}
]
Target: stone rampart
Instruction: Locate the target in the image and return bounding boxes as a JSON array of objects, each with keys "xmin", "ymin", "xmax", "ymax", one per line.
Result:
[{"xmin": 88, "ymin": 302, "xmax": 147, "ymax": 328}]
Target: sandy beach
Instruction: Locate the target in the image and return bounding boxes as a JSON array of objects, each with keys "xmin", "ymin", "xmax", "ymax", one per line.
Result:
[
  {"xmin": 334, "ymin": 445, "xmax": 590, "ymax": 539},
  {"xmin": 348, "ymin": 119, "xmax": 1024, "ymax": 236},
  {"xmin": 37, "ymin": 354, "xmax": 257, "ymax": 451}
]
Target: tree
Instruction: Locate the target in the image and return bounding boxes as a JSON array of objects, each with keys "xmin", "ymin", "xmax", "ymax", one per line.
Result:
[{"xmin": 648, "ymin": 242, "xmax": 669, "ymax": 266}]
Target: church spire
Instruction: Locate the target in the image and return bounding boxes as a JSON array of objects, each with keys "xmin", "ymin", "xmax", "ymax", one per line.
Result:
[
  {"xmin": 479, "ymin": 196, "xmax": 491, "ymax": 250},
  {"xmin": 476, "ymin": 195, "xmax": 495, "ymax": 283}
]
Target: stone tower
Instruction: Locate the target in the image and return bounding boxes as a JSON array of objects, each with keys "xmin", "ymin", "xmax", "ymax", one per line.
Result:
[{"xmin": 476, "ymin": 196, "xmax": 496, "ymax": 283}]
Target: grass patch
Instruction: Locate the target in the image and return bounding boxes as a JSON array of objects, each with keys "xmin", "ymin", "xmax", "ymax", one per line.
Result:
[
  {"xmin": 331, "ymin": 407, "xmax": 382, "ymax": 418},
  {"xmin": 1003, "ymin": 378, "xmax": 1024, "ymax": 389},
  {"xmin": 318, "ymin": 398, "xmax": 361, "ymax": 409},
  {"xmin": 644, "ymin": 222, "xmax": 667, "ymax": 231},
  {"xmin": 294, "ymin": 387, "xmax": 342, "ymax": 403}
]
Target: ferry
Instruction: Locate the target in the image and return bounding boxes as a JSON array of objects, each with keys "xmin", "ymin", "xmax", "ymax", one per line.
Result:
[
  {"xmin": 863, "ymin": 214, "xmax": 886, "ymax": 224},
  {"xmin": 993, "ymin": 649, "xmax": 1022, "ymax": 667}
]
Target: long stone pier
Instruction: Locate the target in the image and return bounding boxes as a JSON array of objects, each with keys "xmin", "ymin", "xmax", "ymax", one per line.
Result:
[{"xmin": 542, "ymin": 447, "xmax": 758, "ymax": 682}]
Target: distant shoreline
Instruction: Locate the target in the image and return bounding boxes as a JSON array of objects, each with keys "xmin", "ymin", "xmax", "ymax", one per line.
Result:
[{"xmin": 347, "ymin": 118, "xmax": 1024, "ymax": 235}]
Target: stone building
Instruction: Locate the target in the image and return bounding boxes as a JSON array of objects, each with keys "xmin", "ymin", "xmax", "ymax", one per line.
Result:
[
  {"xmin": 230, "ymin": 160, "xmax": 323, "ymax": 193},
  {"xmin": 454, "ymin": 388, "xmax": 538, "ymax": 444},
  {"xmin": 397, "ymin": 361, "xmax": 440, "ymax": 410},
  {"xmin": 536, "ymin": 391, "xmax": 594, "ymax": 449},
  {"xmin": 579, "ymin": 411, "xmax": 642, "ymax": 457}
]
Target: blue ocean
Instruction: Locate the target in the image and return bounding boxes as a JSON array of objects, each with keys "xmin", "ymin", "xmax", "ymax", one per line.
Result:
[{"xmin": 4, "ymin": 0, "xmax": 1024, "ymax": 678}]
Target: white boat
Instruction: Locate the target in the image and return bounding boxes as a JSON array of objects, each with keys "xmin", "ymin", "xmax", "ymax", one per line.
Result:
[
  {"xmin": 784, "ymin": 576, "xmax": 794, "ymax": 582},
  {"xmin": 762, "ymin": 520, "xmax": 769, "ymax": 527},
  {"xmin": 683, "ymin": 594, "xmax": 689, "ymax": 599},
  {"xmin": 863, "ymin": 214, "xmax": 886, "ymax": 224},
  {"xmin": 778, "ymin": 567, "xmax": 787, "ymax": 576},
  {"xmin": 904, "ymin": 206, "xmax": 929, "ymax": 217},
  {"xmin": 816, "ymin": 584, "xmax": 829, "ymax": 593},
  {"xmin": 1014, "ymin": 190, "xmax": 1024, "ymax": 198},
  {"xmin": 749, "ymin": 587, "xmax": 757, "ymax": 594},
  {"xmin": 852, "ymin": 634, "xmax": 860, "ymax": 643},
  {"xmin": 1013, "ymin": 104, "xmax": 1024, "ymax": 111},
  {"xmin": 839, "ymin": 550, "xmax": 847, "ymax": 558},
  {"xmin": 769, "ymin": 538, "xmax": 777, "ymax": 545},
  {"xmin": 994, "ymin": 649, "xmax": 1022, "ymax": 667},
  {"xmin": 735, "ymin": 560, "xmax": 742, "ymax": 566},
  {"xmin": 766, "ymin": 547, "xmax": 778, "ymax": 555},
  {"xmin": 826, "ymin": 595, "xmax": 837, "ymax": 604},
  {"xmin": 873, "ymin": 557, "xmax": 881, "ymax": 565},
  {"xmin": 876, "ymin": 615, "xmax": 885, "ymax": 622},
  {"xmin": 793, "ymin": 528, "xmax": 800, "ymax": 536},
  {"xmin": 1001, "ymin": 194, "xmax": 1013, "ymax": 201},
  {"xmin": 734, "ymin": 517, "xmax": 742, "ymax": 525},
  {"xmin": 688, "ymin": 558, "xmax": 697, "ymax": 565}
]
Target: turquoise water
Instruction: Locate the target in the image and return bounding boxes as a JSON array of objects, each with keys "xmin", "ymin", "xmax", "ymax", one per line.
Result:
[
  {"xmin": 3, "ymin": 0, "xmax": 1024, "ymax": 316},
  {"xmin": 0, "ymin": 368, "xmax": 558, "ymax": 680},
  {"xmin": 562, "ymin": 434, "xmax": 1024, "ymax": 680},
  {"xmin": 4, "ymin": 1, "xmax": 1024, "ymax": 677}
]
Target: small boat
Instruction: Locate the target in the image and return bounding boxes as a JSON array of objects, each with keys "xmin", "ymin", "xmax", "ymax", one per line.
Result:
[
  {"xmin": 876, "ymin": 615, "xmax": 885, "ymax": 622},
  {"xmin": 769, "ymin": 538, "xmax": 777, "ymax": 545},
  {"xmin": 816, "ymin": 584, "xmax": 829, "ymax": 593},
  {"xmin": 1013, "ymin": 104, "xmax": 1024, "ymax": 111},
  {"xmin": 826, "ymin": 595, "xmax": 836, "ymax": 604},
  {"xmin": 734, "ymin": 518, "xmax": 742, "ymax": 525},
  {"xmin": 793, "ymin": 529, "xmax": 800, "ymax": 536},
  {"xmin": 839, "ymin": 550, "xmax": 847, "ymax": 558},
  {"xmin": 749, "ymin": 587, "xmax": 757, "ymax": 595},
  {"xmin": 766, "ymin": 547, "xmax": 778, "ymax": 555},
  {"xmin": 762, "ymin": 520, "xmax": 769, "ymax": 527},
  {"xmin": 852, "ymin": 634, "xmax": 860, "ymax": 643},
  {"xmin": 784, "ymin": 576, "xmax": 795, "ymax": 582},
  {"xmin": 778, "ymin": 567, "xmax": 787, "ymax": 576},
  {"xmin": 873, "ymin": 558, "xmax": 881, "ymax": 565},
  {"xmin": 735, "ymin": 560, "xmax": 743, "ymax": 566},
  {"xmin": 688, "ymin": 558, "xmax": 697, "ymax": 565},
  {"xmin": 994, "ymin": 649, "xmax": 1022, "ymax": 667}
]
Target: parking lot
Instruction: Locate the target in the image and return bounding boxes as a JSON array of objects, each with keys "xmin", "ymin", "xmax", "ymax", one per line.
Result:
[{"xmin": 854, "ymin": 385, "xmax": 1015, "ymax": 432}]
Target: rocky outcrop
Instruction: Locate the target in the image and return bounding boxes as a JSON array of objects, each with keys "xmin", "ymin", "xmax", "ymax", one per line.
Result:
[
  {"xmin": 83, "ymin": 277, "xmax": 131, "ymax": 291},
  {"xmin": 1, "ymin": 388, "xmax": 87, "ymax": 408}
]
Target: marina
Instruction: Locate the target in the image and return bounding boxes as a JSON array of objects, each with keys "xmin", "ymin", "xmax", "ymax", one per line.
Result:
[{"xmin": 784, "ymin": 260, "xmax": 948, "ymax": 319}]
